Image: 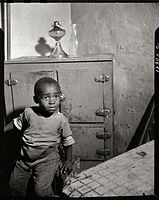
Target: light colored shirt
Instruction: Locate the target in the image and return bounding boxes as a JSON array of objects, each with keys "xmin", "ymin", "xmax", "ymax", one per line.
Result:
[{"xmin": 13, "ymin": 107, "xmax": 75, "ymax": 148}]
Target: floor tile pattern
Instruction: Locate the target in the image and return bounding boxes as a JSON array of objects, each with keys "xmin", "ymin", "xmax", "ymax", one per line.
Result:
[{"xmin": 62, "ymin": 140, "xmax": 154, "ymax": 197}]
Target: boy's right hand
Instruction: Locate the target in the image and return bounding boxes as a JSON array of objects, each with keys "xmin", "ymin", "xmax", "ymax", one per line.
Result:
[{"xmin": 60, "ymin": 160, "xmax": 72, "ymax": 175}]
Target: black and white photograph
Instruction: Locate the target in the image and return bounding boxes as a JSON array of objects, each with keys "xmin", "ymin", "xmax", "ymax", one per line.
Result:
[{"xmin": 0, "ymin": 2, "xmax": 156, "ymax": 198}]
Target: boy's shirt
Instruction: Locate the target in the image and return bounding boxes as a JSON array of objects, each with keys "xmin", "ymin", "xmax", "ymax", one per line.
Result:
[{"xmin": 13, "ymin": 107, "xmax": 75, "ymax": 160}]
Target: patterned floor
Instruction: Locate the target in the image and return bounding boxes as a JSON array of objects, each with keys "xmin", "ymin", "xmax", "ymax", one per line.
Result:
[{"xmin": 62, "ymin": 140, "xmax": 154, "ymax": 197}]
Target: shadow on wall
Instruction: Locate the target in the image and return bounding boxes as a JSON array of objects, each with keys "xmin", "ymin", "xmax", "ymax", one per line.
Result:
[{"xmin": 35, "ymin": 37, "xmax": 54, "ymax": 56}]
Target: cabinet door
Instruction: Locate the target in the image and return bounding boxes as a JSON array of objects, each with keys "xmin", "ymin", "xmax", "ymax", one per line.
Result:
[
  {"xmin": 6, "ymin": 70, "xmax": 57, "ymax": 113},
  {"xmin": 71, "ymin": 126, "xmax": 104, "ymax": 161},
  {"xmin": 58, "ymin": 62, "xmax": 113, "ymax": 166},
  {"xmin": 58, "ymin": 63, "xmax": 104, "ymax": 123}
]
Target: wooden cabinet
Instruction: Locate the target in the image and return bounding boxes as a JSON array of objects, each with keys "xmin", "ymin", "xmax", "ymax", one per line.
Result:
[{"xmin": 4, "ymin": 55, "xmax": 114, "ymax": 168}]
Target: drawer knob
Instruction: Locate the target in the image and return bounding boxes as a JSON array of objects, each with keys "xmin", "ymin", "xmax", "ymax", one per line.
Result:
[
  {"xmin": 96, "ymin": 148, "xmax": 111, "ymax": 156},
  {"xmin": 94, "ymin": 74, "xmax": 109, "ymax": 83},
  {"xmin": 96, "ymin": 108, "xmax": 111, "ymax": 117},
  {"xmin": 96, "ymin": 132, "xmax": 111, "ymax": 139},
  {"xmin": 5, "ymin": 79, "xmax": 18, "ymax": 86}
]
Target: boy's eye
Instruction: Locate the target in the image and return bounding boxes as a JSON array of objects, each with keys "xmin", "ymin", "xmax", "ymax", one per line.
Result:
[
  {"xmin": 54, "ymin": 95, "xmax": 59, "ymax": 99},
  {"xmin": 40, "ymin": 94, "xmax": 60, "ymax": 101},
  {"xmin": 41, "ymin": 95, "xmax": 50, "ymax": 100}
]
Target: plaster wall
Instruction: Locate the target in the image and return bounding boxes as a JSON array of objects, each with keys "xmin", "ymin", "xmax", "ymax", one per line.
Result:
[
  {"xmin": 10, "ymin": 3, "xmax": 71, "ymax": 59},
  {"xmin": 71, "ymin": 3, "xmax": 158, "ymax": 155}
]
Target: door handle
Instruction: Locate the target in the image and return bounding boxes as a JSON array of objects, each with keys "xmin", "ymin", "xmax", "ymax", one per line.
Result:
[{"xmin": 96, "ymin": 108, "xmax": 111, "ymax": 117}]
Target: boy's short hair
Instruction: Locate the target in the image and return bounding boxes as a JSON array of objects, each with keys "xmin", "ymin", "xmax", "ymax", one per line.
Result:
[{"xmin": 34, "ymin": 77, "xmax": 61, "ymax": 95}]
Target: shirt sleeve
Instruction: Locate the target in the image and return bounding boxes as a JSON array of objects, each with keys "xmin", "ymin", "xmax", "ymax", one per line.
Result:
[
  {"xmin": 13, "ymin": 117, "xmax": 23, "ymax": 130},
  {"xmin": 63, "ymin": 135, "xmax": 75, "ymax": 146},
  {"xmin": 13, "ymin": 109, "xmax": 28, "ymax": 130},
  {"xmin": 61, "ymin": 117, "xmax": 75, "ymax": 146}
]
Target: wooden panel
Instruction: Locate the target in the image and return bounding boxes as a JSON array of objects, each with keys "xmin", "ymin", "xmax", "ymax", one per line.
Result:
[
  {"xmin": 9, "ymin": 70, "xmax": 57, "ymax": 113},
  {"xmin": 58, "ymin": 62, "xmax": 104, "ymax": 122},
  {"xmin": 4, "ymin": 63, "xmax": 58, "ymax": 117},
  {"xmin": 101, "ymin": 62, "xmax": 114, "ymax": 159},
  {"xmin": 71, "ymin": 125, "xmax": 104, "ymax": 161},
  {"xmin": 4, "ymin": 54, "xmax": 113, "ymax": 63},
  {"xmin": 5, "ymin": 63, "xmax": 58, "ymax": 72}
]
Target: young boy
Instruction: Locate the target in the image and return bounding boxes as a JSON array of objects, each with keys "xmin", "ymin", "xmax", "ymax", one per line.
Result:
[{"xmin": 4, "ymin": 77, "xmax": 75, "ymax": 197}]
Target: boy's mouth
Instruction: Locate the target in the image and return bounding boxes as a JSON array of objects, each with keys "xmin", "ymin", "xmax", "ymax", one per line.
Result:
[{"xmin": 48, "ymin": 106, "xmax": 56, "ymax": 109}]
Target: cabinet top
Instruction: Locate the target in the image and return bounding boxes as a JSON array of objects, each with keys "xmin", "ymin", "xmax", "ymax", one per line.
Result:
[{"xmin": 5, "ymin": 54, "xmax": 113, "ymax": 64}]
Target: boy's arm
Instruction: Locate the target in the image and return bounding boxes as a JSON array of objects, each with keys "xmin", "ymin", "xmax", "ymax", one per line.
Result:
[
  {"xmin": 65, "ymin": 145, "xmax": 72, "ymax": 161},
  {"xmin": 61, "ymin": 145, "xmax": 73, "ymax": 174},
  {"xmin": 4, "ymin": 121, "xmax": 15, "ymax": 133},
  {"xmin": 60, "ymin": 117, "xmax": 75, "ymax": 174},
  {"xmin": 4, "ymin": 111, "xmax": 25, "ymax": 133}
]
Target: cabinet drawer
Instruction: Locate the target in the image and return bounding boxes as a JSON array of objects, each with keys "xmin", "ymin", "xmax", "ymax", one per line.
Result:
[
  {"xmin": 59, "ymin": 62, "xmax": 113, "ymax": 123},
  {"xmin": 71, "ymin": 126, "xmax": 105, "ymax": 160}
]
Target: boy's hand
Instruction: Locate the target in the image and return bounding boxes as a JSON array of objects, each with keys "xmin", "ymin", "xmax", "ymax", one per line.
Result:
[
  {"xmin": 60, "ymin": 160, "xmax": 72, "ymax": 175},
  {"xmin": 62, "ymin": 145, "xmax": 73, "ymax": 175}
]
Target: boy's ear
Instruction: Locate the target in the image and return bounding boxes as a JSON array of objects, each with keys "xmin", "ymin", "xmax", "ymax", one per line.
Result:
[
  {"xmin": 33, "ymin": 96, "xmax": 39, "ymax": 104},
  {"xmin": 59, "ymin": 93, "xmax": 65, "ymax": 102}
]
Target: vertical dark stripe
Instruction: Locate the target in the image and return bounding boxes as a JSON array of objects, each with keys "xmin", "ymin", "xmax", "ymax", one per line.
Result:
[
  {"xmin": 0, "ymin": 28, "xmax": 5, "ymax": 164},
  {"xmin": 1, "ymin": 3, "xmax": 5, "ymax": 31},
  {"xmin": 155, "ymin": 27, "xmax": 159, "ymax": 197}
]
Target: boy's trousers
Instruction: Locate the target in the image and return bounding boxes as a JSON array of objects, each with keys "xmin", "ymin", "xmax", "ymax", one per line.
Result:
[{"xmin": 9, "ymin": 144, "xmax": 61, "ymax": 197}]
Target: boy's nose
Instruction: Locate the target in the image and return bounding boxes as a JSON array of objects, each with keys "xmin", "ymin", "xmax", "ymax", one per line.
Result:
[{"xmin": 49, "ymin": 97, "xmax": 55, "ymax": 103}]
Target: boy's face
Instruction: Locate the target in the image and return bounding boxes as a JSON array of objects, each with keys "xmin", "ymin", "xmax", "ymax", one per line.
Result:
[{"xmin": 36, "ymin": 83, "xmax": 60, "ymax": 114}]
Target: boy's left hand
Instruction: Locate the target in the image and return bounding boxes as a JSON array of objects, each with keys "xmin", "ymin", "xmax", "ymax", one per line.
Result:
[{"xmin": 60, "ymin": 160, "xmax": 72, "ymax": 175}]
